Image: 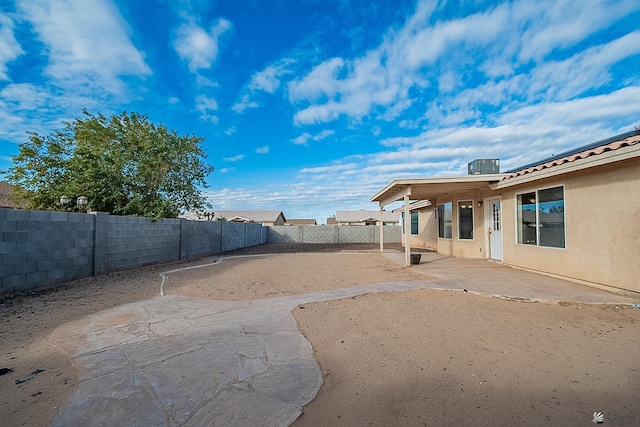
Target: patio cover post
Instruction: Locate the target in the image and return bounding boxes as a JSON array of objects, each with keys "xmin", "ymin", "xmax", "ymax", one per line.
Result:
[
  {"xmin": 404, "ymin": 194, "xmax": 410, "ymax": 267},
  {"xmin": 379, "ymin": 206, "xmax": 384, "ymax": 253}
]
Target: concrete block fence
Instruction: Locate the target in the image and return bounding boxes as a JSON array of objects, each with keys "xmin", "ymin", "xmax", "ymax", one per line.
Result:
[
  {"xmin": 0, "ymin": 208, "xmax": 266, "ymax": 295},
  {"xmin": 1, "ymin": 208, "xmax": 400, "ymax": 295},
  {"xmin": 266, "ymin": 225, "xmax": 401, "ymax": 244}
]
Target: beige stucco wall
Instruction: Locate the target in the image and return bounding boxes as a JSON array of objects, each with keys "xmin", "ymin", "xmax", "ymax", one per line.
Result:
[
  {"xmin": 499, "ymin": 157, "xmax": 640, "ymax": 293},
  {"xmin": 435, "ymin": 191, "xmax": 490, "ymax": 259},
  {"xmin": 402, "ymin": 208, "xmax": 438, "ymax": 249}
]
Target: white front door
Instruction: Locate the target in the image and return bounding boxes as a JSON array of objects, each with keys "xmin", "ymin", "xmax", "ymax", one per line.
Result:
[{"xmin": 487, "ymin": 198, "xmax": 503, "ymax": 261}]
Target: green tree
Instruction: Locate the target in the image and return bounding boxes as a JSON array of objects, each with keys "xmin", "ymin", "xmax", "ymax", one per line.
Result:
[{"xmin": 3, "ymin": 110, "xmax": 214, "ymax": 219}]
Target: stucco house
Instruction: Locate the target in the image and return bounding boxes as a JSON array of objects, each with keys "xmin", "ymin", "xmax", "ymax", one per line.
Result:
[
  {"xmin": 182, "ymin": 210, "xmax": 286, "ymax": 226},
  {"xmin": 371, "ymin": 130, "xmax": 640, "ymax": 295},
  {"xmin": 212, "ymin": 210, "xmax": 286, "ymax": 226}
]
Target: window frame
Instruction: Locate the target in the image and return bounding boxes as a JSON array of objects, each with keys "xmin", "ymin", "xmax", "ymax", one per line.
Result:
[
  {"xmin": 410, "ymin": 211, "xmax": 419, "ymax": 235},
  {"xmin": 515, "ymin": 185, "xmax": 566, "ymax": 249},
  {"xmin": 437, "ymin": 202, "xmax": 453, "ymax": 239},
  {"xmin": 457, "ymin": 200, "xmax": 474, "ymax": 240}
]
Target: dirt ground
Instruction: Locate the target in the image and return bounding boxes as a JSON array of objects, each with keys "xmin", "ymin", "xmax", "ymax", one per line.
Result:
[{"xmin": 1, "ymin": 243, "xmax": 639, "ymax": 427}]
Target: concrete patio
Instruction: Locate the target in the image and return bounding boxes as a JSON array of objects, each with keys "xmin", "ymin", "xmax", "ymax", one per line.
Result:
[{"xmin": 384, "ymin": 250, "xmax": 640, "ymax": 305}]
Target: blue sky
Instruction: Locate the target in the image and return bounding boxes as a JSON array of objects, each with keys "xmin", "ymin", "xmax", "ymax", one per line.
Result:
[{"xmin": 1, "ymin": 0, "xmax": 639, "ymax": 223}]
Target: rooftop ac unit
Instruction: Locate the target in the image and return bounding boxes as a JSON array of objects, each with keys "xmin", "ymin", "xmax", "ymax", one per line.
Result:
[{"xmin": 468, "ymin": 159, "xmax": 500, "ymax": 175}]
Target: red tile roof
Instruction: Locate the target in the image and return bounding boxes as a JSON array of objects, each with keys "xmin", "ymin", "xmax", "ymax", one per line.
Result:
[{"xmin": 503, "ymin": 133, "xmax": 640, "ymax": 180}]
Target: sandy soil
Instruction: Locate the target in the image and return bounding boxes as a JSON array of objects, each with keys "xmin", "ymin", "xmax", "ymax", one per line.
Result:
[
  {"xmin": 1, "ymin": 243, "xmax": 639, "ymax": 427},
  {"xmin": 292, "ymin": 292, "xmax": 640, "ymax": 426}
]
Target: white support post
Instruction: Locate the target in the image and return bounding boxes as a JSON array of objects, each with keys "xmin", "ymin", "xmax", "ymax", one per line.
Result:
[
  {"xmin": 404, "ymin": 194, "xmax": 411, "ymax": 267},
  {"xmin": 379, "ymin": 206, "xmax": 384, "ymax": 253}
]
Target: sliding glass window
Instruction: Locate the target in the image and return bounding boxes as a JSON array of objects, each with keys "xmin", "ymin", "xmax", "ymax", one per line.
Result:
[{"xmin": 516, "ymin": 186, "xmax": 565, "ymax": 248}]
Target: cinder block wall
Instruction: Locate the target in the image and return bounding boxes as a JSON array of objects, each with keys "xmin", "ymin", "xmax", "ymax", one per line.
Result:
[
  {"xmin": 222, "ymin": 222, "xmax": 247, "ymax": 252},
  {"xmin": 267, "ymin": 225, "xmax": 401, "ymax": 244},
  {"xmin": 302, "ymin": 226, "xmax": 338, "ymax": 243},
  {"xmin": 1, "ymin": 209, "xmax": 266, "ymax": 295},
  {"xmin": 180, "ymin": 219, "xmax": 222, "ymax": 259},
  {"xmin": 375, "ymin": 225, "xmax": 402, "ymax": 243},
  {"xmin": 338, "ymin": 225, "xmax": 374, "ymax": 243},
  {"xmin": 245, "ymin": 223, "xmax": 263, "ymax": 246},
  {"xmin": 1, "ymin": 209, "xmax": 95, "ymax": 294},
  {"xmin": 93, "ymin": 213, "xmax": 181, "ymax": 275},
  {"xmin": 267, "ymin": 226, "xmax": 301, "ymax": 242}
]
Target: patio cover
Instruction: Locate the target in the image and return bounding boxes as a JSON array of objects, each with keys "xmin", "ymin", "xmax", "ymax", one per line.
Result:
[
  {"xmin": 370, "ymin": 175, "xmax": 505, "ymax": 207},
  {"xmin": 370, "ymin": 174, "xmax": 505, "ymax": 266}
]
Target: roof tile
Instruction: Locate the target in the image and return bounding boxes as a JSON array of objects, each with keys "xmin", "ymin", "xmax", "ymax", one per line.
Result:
[{"xmin": 503, "ymin": 134, "xmax": 640, "ymax": 180}]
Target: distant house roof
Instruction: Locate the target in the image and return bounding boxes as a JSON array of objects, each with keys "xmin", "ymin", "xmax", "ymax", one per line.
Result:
[
  {"xmin": 392, "ymin": 200, "xmax": 432, "ymax": 213},
  {"xmin": 286, "ymin": 219, "xmax": 317, "ymax": 225},
  {"xmin": 211, "ymin": 210, "xmax": 286, "ymax": 224},
  {"xmin": 0, "ymin": 181, "xmax": 23, "ymax": 209},
  {"xmin": 326, "ymin": 217, "xmax": 337, "ymax": 225},
  {"xmin": 335, "ymin": 210, "xmax": 401, "ymax": 223}
]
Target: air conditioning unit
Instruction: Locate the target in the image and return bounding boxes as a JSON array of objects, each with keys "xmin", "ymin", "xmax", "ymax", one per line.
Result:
[{"xmin": 468, "ymin": 159, "xmax": 500, "ymax": 175}]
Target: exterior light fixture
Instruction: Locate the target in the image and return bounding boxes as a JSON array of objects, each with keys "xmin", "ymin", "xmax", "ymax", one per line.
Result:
[
  {"xmin": 76, "ymin": 196, "xmax": 88, "ymax": 207},
  {"xmin": 477, "ymin": 200, "xmax": 483, "ymax": 207}
]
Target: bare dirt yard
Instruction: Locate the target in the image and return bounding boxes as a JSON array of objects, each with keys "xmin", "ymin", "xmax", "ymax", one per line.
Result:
[{"xmin": 1, "ymin": 243, "xmax": 639, "ymax": 426}]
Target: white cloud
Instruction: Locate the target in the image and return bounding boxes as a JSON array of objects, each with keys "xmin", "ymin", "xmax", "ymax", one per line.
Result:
[
  {"xmin": 223, "ymin": 154, "xmax": 244, "ymax": 162},
  {"xmin": 0, "ymin": 15, "xmax": 24, "ymax": 80},
  {"xmin": 249, "ymin": 60, "xmax": 293, "ymax": 93},
  {"xmin": 195, "ymin": 94, "xmax": 218, "ymax": 123},
  {"xmin": 288, "ymin": 57, "xmax": 345, "ymax": 103},
  {"xmin": 0, "ymin": 0, "xmax": 161, "ymax": 148},
  {"xmin": 256, "ymin": 145, "xmax": 269, "ymax": 154},
  {"xmin": 403, "ymin": 4, "xmax": 509, "ymax": 69},
  {"xmin": 224, "ymin": 126, "xmax": 236, "ymax": 136},
  {"xmin": 500, "ymin": 86, "xmax": 640, "ymax": 131},
  {"xmin": 218, "ymin": 167, "xmax": 235, "ymax": 174},
  {"xmin": 526, "ymin": 31, "xmax": 640, "ymax": 101},
  {"xmin": 231, "ymin": 59, "xmax": 294, "ymax": 114},
  {"xmin": 299, "ymin": 163, "xmax": 358, "ymax": 174},
  {"xmin": 292, "ymin": 133, "xmax": 312, "ymax": 145},
  {"xmin": 173, "ymin": 18, "xmax": 232, "ymax": 72},
  {"xmin": 231, "ymin": 94, "xmax": 259, "ymax": 113},
  {"xmin": 18, "ymin": 0, "xmax": 151, "ymax": 93},
  {"xmin": 0, "ymin": 83, "xmax": 50, "ymax": 110},
  {"xmin": 168, "ymin": 97, "xmax": 180, "ymax": 104},
  {"xmin": 195, "ymin": 75, "xmax": 219, "ymax": 87},
  {"xmin": 515, "ymin": 0, "xmax": 638, "ymax": 62},
  {"xmin": 286, "ymin": 0, "xmax": 639, "ymax": 128},
  {"xmin": 292, "ymin": 129, "xmax": 335, "ymax": 145}
]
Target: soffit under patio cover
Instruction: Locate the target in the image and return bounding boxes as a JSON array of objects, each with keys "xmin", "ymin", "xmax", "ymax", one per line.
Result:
[{"xmin": 371, "ymin": 175, "xmax": 506, "ymax": 207}]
